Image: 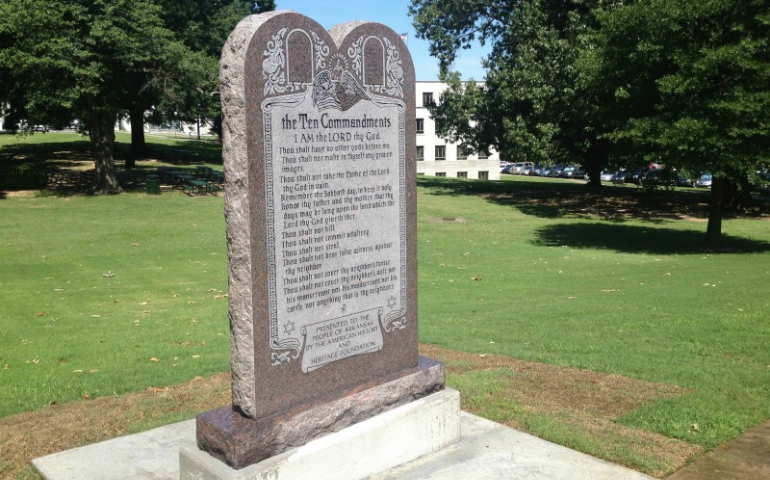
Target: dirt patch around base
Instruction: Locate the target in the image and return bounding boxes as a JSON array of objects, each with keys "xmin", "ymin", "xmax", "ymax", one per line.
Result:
[
  {"xmin": 0, "ymin": 346, "xmax": 701, "ymax": 479},
  {"xmin": 421, "ymin": 344, "xmax": 702, "ymax": 478},
  {"xmin": 0, "ymin": 374, "xmax": 230, "ymax": 480}
]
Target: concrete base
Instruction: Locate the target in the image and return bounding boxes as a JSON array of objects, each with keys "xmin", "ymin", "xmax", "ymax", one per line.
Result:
[
  {"xmin": 372, "ymin": 411, "xmax": 655, "ymax": 480},
  {"xmin": 181, "ymin": 388, "xmax": 461, "ymax": 480},
  {"xmin": 32, "ymin": 393, "xmax": 655, "ymax": 480},
  {"xmin": 32, "ymin": 419, "xmax": 198, "ymax": 480}
]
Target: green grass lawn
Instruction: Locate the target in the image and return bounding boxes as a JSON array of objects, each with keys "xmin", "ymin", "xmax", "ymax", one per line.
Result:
[
  {"xmin": 1, "ymin": 135, "xmax": 769, "ymax": 460},
  {"xmin": 416, "ymin": 176, "xmax": 770, "ymax": 450},
  {"xmin": 0, "ymin": 192, "xmax": 229, "ymax": 416}
]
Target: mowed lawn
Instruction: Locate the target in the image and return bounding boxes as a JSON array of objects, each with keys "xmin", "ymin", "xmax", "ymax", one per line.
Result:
[
  {"xmin": 1, "ymin": 134, "xmax": 769, "ymax": 469},
  {"xmin": 416, "ymin": 176, "xmax": 770, "ymax": 452}
]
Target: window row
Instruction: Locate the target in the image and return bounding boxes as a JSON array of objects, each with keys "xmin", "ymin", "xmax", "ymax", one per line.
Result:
[
  {"xmin": 431, "ymin": 171, "xmax": 489, "ymax": 180},
  {"xmin": 416, "ymin": 145, "xmax": 489, "ymax": 161}
]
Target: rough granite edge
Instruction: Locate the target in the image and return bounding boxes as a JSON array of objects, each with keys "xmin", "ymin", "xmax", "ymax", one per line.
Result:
[
  {"xmin": 220, "ymin": 10, "xmax": 291, "ymax": 419},
  {"xmin": 196, "ymin": 356, "xmax": 445, "ymax": 469}
]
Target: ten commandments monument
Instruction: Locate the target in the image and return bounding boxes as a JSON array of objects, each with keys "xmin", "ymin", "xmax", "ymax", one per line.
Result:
[{"xmin": 184, "ymin": 11, "xmax": 460, "ymax": 478}]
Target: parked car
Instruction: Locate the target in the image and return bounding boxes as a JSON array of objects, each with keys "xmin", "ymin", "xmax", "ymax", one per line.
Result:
[
  {"xmin": 547, "ymin": 165, "xmax": 565, "ymax": 177},
  {"xmin": 627, "ymin": 169, "xmax": 647, "ymax": 185},
  {"xmin": 676, "ymin": 176, "xmax": 695, "ymax": 188},
  {"xmin": 521, "ymin": 166, "xmax": 534, "ymax": 176},
  {"xmin": 511, "ymin": 161, "xmax": 534, "ymax": 174},
  {"xmin": 599, "ymin": 171, "xmax": 615, "ymax": 182},
  {"xmin": 695, "ymin": 173, "xmax": 713, "ymax": 188},
  {"xmin": 611, "ymin": 171, "xmax": 630, "ymax": 184},
  {"xmin": 641, "ymin": 169, "xmax": 677, "ymax": 188},
  {"xmin": 559, "ymin": 166, "xmax": 585, "ymax": 179},
  {"xmin": 501, "ymin": 164, "xmax": 514, "ymax": 174}
]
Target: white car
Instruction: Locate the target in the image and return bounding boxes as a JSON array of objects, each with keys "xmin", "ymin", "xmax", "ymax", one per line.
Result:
[
  {"xmin": 600, "ymin": 171, "xmax": 615, "ymax": 182},
  {"xmin": 695, "ymin": 173, "xmax": 712, "ymax": 188}
]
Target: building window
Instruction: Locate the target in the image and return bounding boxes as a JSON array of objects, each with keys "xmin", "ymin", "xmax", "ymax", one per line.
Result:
[
  {"xmin": 478, "ymin": 151, "xmax": 489, "ymax": 159},
  {"xmin": 457, "ymin": 171, "xmax": 468, "ymax": 178},
  {"xmin": 416, "ymin": 146, "xmax": 424, "ymax": 161},
  {"xmin": 457, "ymin": 145, "xmax": 470, "ymax": 160},
  {"xmin": 435, "ymin": 145, "xmax": 446, "ymax": 161},
  {"xmin": 422, "ymin": 92, "xmax": 434, "ymax": 106},
  {"xmin": 435, "ymin": 172, "xmax": 446, "ymax": 177},
  {"xmin": 416, "ymin": 118, "xmax": 424, "ymax": 134},
  {"xmin": 478, "ymin": 171, "xmax": 489, "ymax": 180}
]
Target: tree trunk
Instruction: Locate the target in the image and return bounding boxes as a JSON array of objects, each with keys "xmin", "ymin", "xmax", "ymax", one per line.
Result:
[
  {"xmin": 88, "ymin": 111, "xmax": 121, "ymax": 194},
  {"xmin": 705, "ymin": 176, "xmax": 725, "ymax": 248},
  {"xmin": 128, "ymin": 105, "xmax": 147, "ymax": 167},
  {"xmin": 584, "ymin": 141, "xmax": 606, "ymax": 188}
]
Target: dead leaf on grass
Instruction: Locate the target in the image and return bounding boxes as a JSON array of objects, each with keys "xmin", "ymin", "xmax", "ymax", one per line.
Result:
[
  {"xmin": 471, "ymin": 276, "xmax": 482, "ymax": 281},
  {"xmin": 149, "ymin": 357, "xmax": 160, "ymax": 362},
  {"xmin": 37, "ymin": 312, "xmax": 46, "ymax": 317}
]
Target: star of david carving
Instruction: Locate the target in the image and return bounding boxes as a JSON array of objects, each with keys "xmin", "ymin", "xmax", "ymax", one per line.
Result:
[
  {"xmin": 283, "ymin": 321, "xmax": 295, "ymax": 335},
  {"xmin": 387, "ymin": 296, "xmax": 397, "ymax": 309}
]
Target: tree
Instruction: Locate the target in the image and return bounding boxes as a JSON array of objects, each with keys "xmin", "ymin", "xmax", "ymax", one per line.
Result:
[
  {"xmin": 0, "ymin": 0, "xmax": 275, "ymax": 190},
  {"xmin": 411, "ymin": 1, "xmax": 617, "ymax": 184},
  {"xmin": 590, "ymin": 0, "xmax": 770, "ymax": 245},
  {"xmin": 125, "ymin": 0, "xmax": 276, "ymax": 161},
  {"xmin": 0, "ymin": 0, "xmax": 205, "ymax": 192}
]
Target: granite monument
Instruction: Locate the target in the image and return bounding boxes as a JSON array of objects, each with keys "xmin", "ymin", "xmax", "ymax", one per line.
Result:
[{"xmin": 193, "ymin": 11, "xmax": 449, "ymax": 471}]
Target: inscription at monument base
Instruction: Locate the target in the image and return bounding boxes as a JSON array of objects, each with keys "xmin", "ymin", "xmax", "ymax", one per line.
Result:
[{"xmin": 194, "ymin": 11, "xmax": 447, "ymax": 470}]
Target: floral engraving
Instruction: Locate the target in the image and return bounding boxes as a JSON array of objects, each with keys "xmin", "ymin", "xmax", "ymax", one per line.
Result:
[
  {"xmin": 263, "ymin": 27, "xmax": 288, "ymax": 95},
  {"xmin": 310, "ymin": 31, "xmax": 330, "ymax": 72},
  {"xmin": 270, "ymin": 337, "xmax": 302, "ymax": 366},
  {"xmin": 348, "ymin": 36, "xmax": 365, "ymax": 77},
  {"xmin": 384, "ymin": 37, "xmax": 404, "ymax": 98}
]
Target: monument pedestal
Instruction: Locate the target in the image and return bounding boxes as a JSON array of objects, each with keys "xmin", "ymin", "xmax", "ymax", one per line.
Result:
[
  {"xmin": 181, "ymin": 388, "xmax": 461, "ymax": 480},
  {"xmin": 195, "ymin": 357, "xmax": 446, "ymax": 469}
]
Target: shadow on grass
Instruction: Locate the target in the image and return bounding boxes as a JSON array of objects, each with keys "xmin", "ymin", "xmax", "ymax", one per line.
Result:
[
  {"xmin": 417, "ymin": 177, "xmax": 770, "ymax": 222},
  {"xmin": 1, "ymin": 137, "xmax": 223, "ymax": 198},
  {"xmin": 118, "ymin": 139, "xmax": 223, "ymax": 166},
  {"xmin": 533, "ymin": 222, "xmax": 770, "ymax": 254}
]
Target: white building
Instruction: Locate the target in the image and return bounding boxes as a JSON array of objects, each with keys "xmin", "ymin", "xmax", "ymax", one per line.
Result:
[{"xmin": 415, "ymin": 81, "xmax": 500, "ymax": 181}]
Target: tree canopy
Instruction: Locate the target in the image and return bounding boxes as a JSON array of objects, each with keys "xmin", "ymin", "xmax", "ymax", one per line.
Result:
[
  {"xmin": 589, "ymin": 0, "xmax": 770, "ymax": 244},
  {"xmin": 410, "ymin": 0, "xmax": 770, "ymax": 245},
  {"xmin": 0, "ymin": 0, "xmax": 273, "ymax": 192}
]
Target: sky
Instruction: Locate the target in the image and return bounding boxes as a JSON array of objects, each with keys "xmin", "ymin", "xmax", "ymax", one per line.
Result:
[{"xmin": 273, "ymin": 0, "xmax": 490, "ymax": 81}]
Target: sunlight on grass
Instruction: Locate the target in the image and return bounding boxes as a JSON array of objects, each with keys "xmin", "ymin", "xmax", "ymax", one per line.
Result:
[{"xmin": 2, "ymin": 137, "xmax": 769, "ymax": 472}]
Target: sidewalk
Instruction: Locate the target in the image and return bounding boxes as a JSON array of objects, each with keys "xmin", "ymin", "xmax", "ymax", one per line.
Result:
[{"xmin": 665, "ymin": 420, "xmax": 770, "ymax": 480}]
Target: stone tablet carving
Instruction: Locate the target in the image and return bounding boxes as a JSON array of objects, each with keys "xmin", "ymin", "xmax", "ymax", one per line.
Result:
[{"xmin": 220, "ymin": 11, "xmax": 418, "ymax": 421}]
